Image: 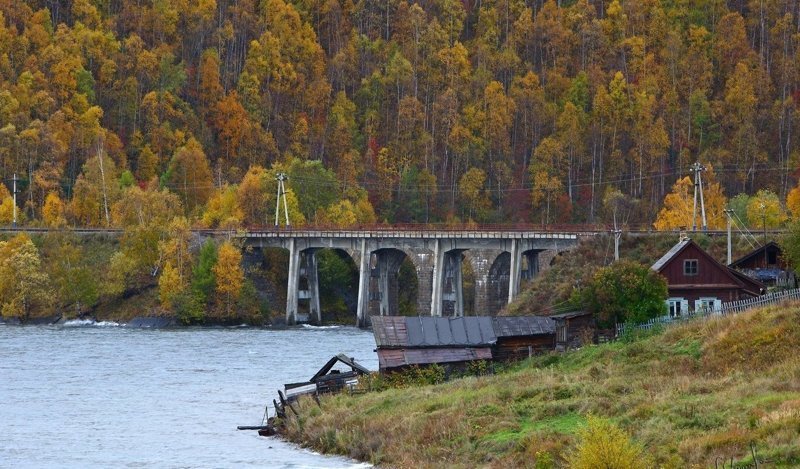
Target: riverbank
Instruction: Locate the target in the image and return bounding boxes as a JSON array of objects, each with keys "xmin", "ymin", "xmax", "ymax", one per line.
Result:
[{"xmin": 281, "ymin": 304, "xmax": 800, "ymax": 467}]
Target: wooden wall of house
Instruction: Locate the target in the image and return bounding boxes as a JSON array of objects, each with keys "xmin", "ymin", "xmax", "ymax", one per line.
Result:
[
  {"xmin": 661, "ymin": 244, "xmax": 735, "ymax": 287},
  {"xmin": 493, "ymin": 335, "xmax": 555, "ymax": 361}
]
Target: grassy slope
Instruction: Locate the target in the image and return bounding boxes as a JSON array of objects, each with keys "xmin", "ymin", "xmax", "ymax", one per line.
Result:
[{"xmin": 284, "ymin": 305, "xmax": 800, "ymax": 467}]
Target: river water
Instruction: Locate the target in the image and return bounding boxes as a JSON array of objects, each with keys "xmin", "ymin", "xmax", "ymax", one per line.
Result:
[{"xmin": 0, "ymin": 322, "xmax": 378, "ymax": 468}]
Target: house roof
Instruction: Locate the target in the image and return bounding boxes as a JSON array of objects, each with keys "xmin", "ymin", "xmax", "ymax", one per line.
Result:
[
  {"xmin": 651, "ymin": 238, "xmax": 691, "ymax": 272},
  {"xmin": 729, "ymin": 241, "xmax": 782, "ymax": 268},
  {"xmin": 492, "ymin": 316, "xmax": 555, "ymax": 336},
  {"xmin": 371, "ymin": 316, "xmax": 497, "ymax": 348}
]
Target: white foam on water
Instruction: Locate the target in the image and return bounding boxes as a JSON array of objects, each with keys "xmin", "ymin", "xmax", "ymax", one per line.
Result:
[
  {"xmin": 301, "ymin": 324, "xmax": 341, "ymax": 330},
  {"xmin": 62, "ymin": 319, "xmax": 122, "ymax": 327}
]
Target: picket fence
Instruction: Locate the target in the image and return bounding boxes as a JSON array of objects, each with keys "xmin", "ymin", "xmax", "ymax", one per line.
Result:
[{"xmin": 616, "ymin": 287, "xmax": 800, "ymax": 336}]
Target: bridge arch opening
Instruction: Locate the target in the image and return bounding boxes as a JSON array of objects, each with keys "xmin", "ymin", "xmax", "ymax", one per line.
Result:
[
  {"xmin": 487, "ymin": 252, "xmax": 511, "ymax": 315},
  {"xmin": 368, "ymin": 248, "xmax": 418, "ymax": 318},
  {"xmin": 315, "ymin": 249, "xmax": 359, "ymax": 324}
]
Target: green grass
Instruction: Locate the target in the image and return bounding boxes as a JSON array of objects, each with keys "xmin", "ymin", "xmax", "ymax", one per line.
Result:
[{"xmin": 284, "ymin": 304, "xmax": 800, "ymax": 468}]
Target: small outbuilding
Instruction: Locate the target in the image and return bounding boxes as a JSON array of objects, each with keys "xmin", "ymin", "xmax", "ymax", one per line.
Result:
[
  {"xmin": 729, "ymin": 241, "xmax": 795, "ymax": 288},
  {"xmin": 491, "ymin": 316, "xmax": 556, "ymax": 361},
  {"xmin": 284, "ymin": 353, "xmax": 371, "ymax": 397},
  {"xmin": 371, "ymin": 316, "xmax": 495, "ymax": 372},
  {"xmin": 550, "ymin": 311, "xmax": 596, "ymax": 351}
]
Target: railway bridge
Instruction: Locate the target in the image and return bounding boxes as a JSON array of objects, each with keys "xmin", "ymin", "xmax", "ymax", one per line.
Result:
[{"xmin": 238, "ymin": 229, "xmax": 578, "ymax": 327}]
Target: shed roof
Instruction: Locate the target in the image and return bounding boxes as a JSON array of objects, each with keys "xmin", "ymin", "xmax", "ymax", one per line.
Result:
[
  {"xmin": 492, "ymin": 316, "xmax": 555, "ymax": 336},
  {"xmin": 548, "ymin": 311, "xmax": 592, "ymax": 320},
  {"xmin": 729, "ymin": 241, "xmax": 782, "ymax": 268},
  {"xmin": 310, "ymin": 353, "xmax": 371, "ymax": 382}
]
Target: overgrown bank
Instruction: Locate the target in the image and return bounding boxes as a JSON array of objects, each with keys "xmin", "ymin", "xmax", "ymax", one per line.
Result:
[{"xmin": 282, "ymin": 305, "xmax": 800, "ymax": 467}]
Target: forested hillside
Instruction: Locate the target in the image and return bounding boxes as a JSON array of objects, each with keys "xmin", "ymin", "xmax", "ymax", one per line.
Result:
[
  {"xmin": 2, "ymin": 0, "xmax": 800, "ymax": 228},
  {"xmin": 5, "ymin": 0, "xmax": 800, "ymax": 321}
]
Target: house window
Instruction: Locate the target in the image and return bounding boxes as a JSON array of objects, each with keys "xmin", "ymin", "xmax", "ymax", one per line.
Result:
[
  {"xmin": 684, "ymin": 259, "xmax": 698, "ymax": 276},
  {"xmin": 695, "ymin": 297, "xmax": 720, "ymax": 314},
  {"xmin": 667, "ymin": 298, "xmax": 684, "ymax": 318},
  {"xmin": 768, "ymin": 250, "xmax": 777, "ymax": 265}
]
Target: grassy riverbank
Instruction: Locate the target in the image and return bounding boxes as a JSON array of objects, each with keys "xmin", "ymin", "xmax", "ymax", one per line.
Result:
[{"xmin": 284, "ymin": 305, "xmax": 800, "ymax": 467}]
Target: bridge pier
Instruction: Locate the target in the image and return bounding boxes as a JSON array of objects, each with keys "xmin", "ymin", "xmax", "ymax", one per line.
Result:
[
  {"xmin": 356, "ymin": 239, "xmax": 371, "ymax": 328},
  {"xmin": 442, "ymin": 250, "xmax": 464, "ymax": 316},
  {"xmin": 286, "ymin": 238, "xmax": 300, "ymax": 325},
  {"xmin": 374, "ymin": 249, "xmax": 406, "ymax": 316},
  {"xmin": 300, "ymin": 249, "xmax": 321, "ymax": 325}
]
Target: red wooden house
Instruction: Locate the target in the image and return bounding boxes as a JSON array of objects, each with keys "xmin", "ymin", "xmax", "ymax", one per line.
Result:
[{"xmin": 651, "ymin": 238, "xmax": 765, "ymax": 317}]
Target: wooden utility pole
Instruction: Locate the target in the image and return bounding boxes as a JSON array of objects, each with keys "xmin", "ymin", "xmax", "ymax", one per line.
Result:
[
  {"xmin": 274, "ymin": 173, "xmax": 290, "ymax": 227},
  {"xmin": 724, "ymin": 208, "xmax": 733, "ymax": 265},
  {"xmin": 690, "ymin": 162, "xmax": 707, "ymax": 231},
  {"xmin": 12, "ymin": 172, "xmax": 18, "ymax": 228}
]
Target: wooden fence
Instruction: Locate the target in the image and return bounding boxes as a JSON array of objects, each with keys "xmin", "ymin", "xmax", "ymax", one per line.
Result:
[{"xmin": 616, "ymin": 288, "xmax": 800, "ymax": 336}]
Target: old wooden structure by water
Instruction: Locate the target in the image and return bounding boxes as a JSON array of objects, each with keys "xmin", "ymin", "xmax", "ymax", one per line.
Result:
[{"xmin": 238, "ymin": 353, "xmax": 370, "ymax": 436}]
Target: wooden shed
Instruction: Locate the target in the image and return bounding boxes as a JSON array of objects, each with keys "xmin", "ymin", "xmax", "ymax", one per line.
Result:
[
  {"xmin": 371, "ymin": 316, "xmax": 495, "ymax": 372},
  {"xmin": 729, "ymin": 241, "xmax": 795, "ymax": 287},
  {"xmin": 284, "ymin": 353, "xmax": 371, "ymax": 398},
  {"xmin": 652, "ymin": 238, "xmax": 765, "ymax": 318},
  {"xmin": 550, "ymin": 311, "xmax": 596, "ymax": 351},
  {"xmin": 491, "ymin": 316, "xmax": 556, "ymax": 361}
]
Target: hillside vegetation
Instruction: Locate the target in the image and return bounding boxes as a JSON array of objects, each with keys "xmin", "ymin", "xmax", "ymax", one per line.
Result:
[
  {"xmin": 283, "ymin": 304, "xmax": 800, "ymax": 467},
  {"xmin": 506, "ymin": 232, "xmax": 763, "ymax": 316}
]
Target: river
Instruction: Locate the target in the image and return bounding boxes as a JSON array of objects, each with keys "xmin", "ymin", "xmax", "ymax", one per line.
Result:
[{"xmin": 0, "ymin": 322, "xmax": 378, "ymax": 468}]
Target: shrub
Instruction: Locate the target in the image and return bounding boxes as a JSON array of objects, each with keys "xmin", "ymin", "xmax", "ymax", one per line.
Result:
[
  {"xmin": 576, "ymin": 260, "xmax": 668, "ymax": 327},
  {"xmin": 567, "ymin": 416, "xmax": 653, "ymax": 469}
]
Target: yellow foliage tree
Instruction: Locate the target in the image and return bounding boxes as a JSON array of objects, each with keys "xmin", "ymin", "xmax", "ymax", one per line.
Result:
[
  {"xmin": 158, "ymin": 261, "xmax": 183, "ymax": 311},
  {"xmin": 0, "ymin": 234, "xmax": 53, "ymax": 320},
  {"xmin": 202, "ymin": 185, "xmax": 243, "ymax": 229},
  {"xmin": 213, "ymin": 241, "xmax": 244, "ymax": 317},
  {"xmin": 653, "ymin": 170, "xmax": 727, "ymax": 230},
  {"xmin": 567, "ymin": 416, "xmax": 653, "ymax": 469},
  {"xmin": 747, "ymin": 189, "xmax": 787, "ymax": 228},
  {"xmin": 42, "ymin": 192, "xmax": 66, "ymax": 227},
  {"xmin": 787, "ymin": 186, "xmax": 800, "ymax": 219}
]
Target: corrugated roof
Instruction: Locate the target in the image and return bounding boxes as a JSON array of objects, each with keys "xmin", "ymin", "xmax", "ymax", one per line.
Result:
[
  {"xmin": 405, "ymin": 316, "xmax": 497, "ymax": 347},
  {"xmin": 492, "ymin": 316, "xmax": 555, "ymax": 336},
  {"xmin": 651, "ymin": 238, "xmax": 691, "ymax": 272},
  {"xmin": 373, "ymin": 316, "xmax": 563, "ymax": 348},
  {"xmin": 372, "ymin": 316, "xmax": 497, "ymax": 347}
]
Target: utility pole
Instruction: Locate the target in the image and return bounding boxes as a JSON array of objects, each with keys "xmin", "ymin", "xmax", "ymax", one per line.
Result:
[
  {"xmin": 613, "ymin": 228, "xmax": 622, "ymax": 262},
  {"xmin": 690, "ymin": 162, "xmax": 707, "ymax": 231},
  {"xmin": 12, "ymin": 172, "xmax": 18, "ymax": 228},
  {"xmin": 274, "ymin": 173, "xmax": 290, "ymax": 227},
  {"xmin": 724, "ymin": 208, "xmax": 733, "ymax": 265}
]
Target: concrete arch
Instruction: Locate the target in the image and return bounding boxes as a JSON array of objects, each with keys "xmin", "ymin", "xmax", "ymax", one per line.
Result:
[{"xmin": 296, "ymin": 248, "xmax": 360, "ymax": 325}]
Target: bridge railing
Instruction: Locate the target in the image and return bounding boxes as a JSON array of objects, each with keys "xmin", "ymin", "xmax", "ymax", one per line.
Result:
[{"xmin": 1, "ymin": 222, "xmax": 790, "ymax": 236}]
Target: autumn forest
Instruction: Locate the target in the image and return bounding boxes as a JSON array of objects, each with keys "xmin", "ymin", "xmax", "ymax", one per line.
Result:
[{"xmin": 4, "ymin": 0, "xmax": 800, "ymax": 321}]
